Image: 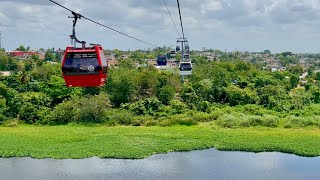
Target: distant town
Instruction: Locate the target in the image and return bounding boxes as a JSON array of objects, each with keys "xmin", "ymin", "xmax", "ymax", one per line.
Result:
[{"xmin": 3, "ymin": 46, "xmax": 319, "ymax": 72}]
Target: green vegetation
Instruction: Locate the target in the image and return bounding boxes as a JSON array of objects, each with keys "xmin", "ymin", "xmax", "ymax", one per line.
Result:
[
  {"xmin": 1, "ymin": 47, "xmax": 320, "ymax": 158},
  {"xmin": 2, "ymin": 47, "xmax": 320, "ymax": 126},
  {"xmin": 0, "ymin": 124, "xmax": 319, "ymax": 159}
]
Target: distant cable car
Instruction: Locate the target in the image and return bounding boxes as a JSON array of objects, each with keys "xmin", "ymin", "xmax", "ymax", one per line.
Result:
[
  {"xmin": 157, "ymin": 55, "xmax": 167, "ymax": 66},
  {"xmin": 170, "ymin": 50, "xmax": 176, "ymax": 58},
  {"xmin": 184, "ymin": 54, "xmax": 190, "ymax": 59},
  {"xmin": 62, "ymin": 45, "xmax": 108, "ymax": 87},
  {"xmin": 176, "ymin": 45, "xmax": 180, "ymax": 52},
  {"xmin": 185, "ymin": 45, "xmax": 190, "ymax": 51}
]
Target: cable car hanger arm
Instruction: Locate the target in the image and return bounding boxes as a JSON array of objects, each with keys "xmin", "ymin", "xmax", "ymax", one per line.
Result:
[{"xmin": 69, "ymin": 12, "xmax": 86, "ymax": 48}]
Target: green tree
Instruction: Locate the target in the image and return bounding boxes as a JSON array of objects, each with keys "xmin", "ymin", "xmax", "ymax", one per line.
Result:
[
  {"xmin": 0, "ymin": 51, "xmax": 9, "ymax": 70},
  {"xmin": 31, "ymin": 54, "xmax": 43, "ymax": 66},
  {"xmin": 45, "ymin": 50, "xmax": 55, "ymax": 62},
  {"xmin": 0, "ymin": 83, "xmax": 19, "ymax": 117},
  {"xmin": 315, "ymin": 72, "xmax": 320, "ymax": 81},
  {"xmin": 119, "ymin": 58, "xmax": 135, "ymax": 69},
  {"xmin": 181, "ymin": 85, "xmax": 198, "ymax": 109},
  {"xmin": 40, "ymin": 75, "xmax": 81, "ymax": 106},
  {"xmin": 16, "ymin": 92, "xmax": 51, "ymax": 123},
  {"xmin": 75, "ymin": 93, "xmax": 111, "ymax": 123},
  {"xmin": 114, "ymin": 49, "xmax": 122, "ymax": 59},
  {"xmin": 289, "ymin": 88, "xmax": 312, "ymax": 110},
  {"xmin": 289, "ymin": 65, "xmax": 304, "ymax": 75},
  {"xmin": 129, "ymin": 97, "xmax": 161, "ymax": 115},
  {"xmin": 157, "ymin": 86, "xmax": 175, "ymax": 105},
  {"xmin": 0, "ymin": 96, "xmax": 8, "ymax": 122},
  {"xmin": 235, "ymin": 61, "xmax": 251, "ymax": 71},
  {"xmin": 226, "ymin": 85, "xmax": 258, "ymax": 106},
  {"xmin": 193, "ymin": 79, "xmax": 214, "ymax": 102},
  {"xmin": 263, "ymin": 50, "xmax": 271, "ymax": 55},
  {"xmin": 307, "ymin": 67, "xmax": 314, "ymax": 77},
  {"xmin": 16, "ymin": 45, "xmax": 27, "ymax": 51},
  {"xmin": 257, "ymin": 85, "xmax": 289, "ymax": 111},
  {"xmin": 290, "ymin": 75, "xmax": 300, "ymax": 89},
  {"xmin": 106, "ymin": 68, "xmax": 138, "ymax": 107},
  {"xmin": 137, "ymin": 67, "xmax": 158, "ymax": 98}
]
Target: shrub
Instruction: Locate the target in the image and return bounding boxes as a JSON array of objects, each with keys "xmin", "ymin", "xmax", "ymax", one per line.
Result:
[
  {"xmin": 16, "ymin": 92, "xmax": 51, "ymax": 124},
  {"xmin": 198, "ymin": 101, "xmax": 211, "ymax": 112},
  {"xmin": 166, "ymin": 100, "xmax": 187, "ymax": 115},
  {"xmin": 297, "ymin": 104, "xmax": 320, "ymax": 116},
  {"xmin": 1, "ymin": 118, "xmax": 20, "ymax": 127},
  {"xmin": 157, "ymin": 86, "xmax": 175, "ymax": 105},
  {"xmin": 208, "ymin": 109, "xmax": 224, "ymax": 120},
  {"xmin": 217, "ymin": 113, "xmax": 280, "ymax": 128},
  {"xmin": 159, "ymin": 114, "xmax": 197, "ymax": 127},
  {"xmin": 261, "ymin": 115, "xmax": 279, "ymax": 127},
  {"xmin": 0, "ymin": 96, "xmax": 7, "ymax": 122},
  {"xmin": 226, "ymin": 85, "xmax": 258, "ymax": 106},
  {"xmin": 129, "ymin": 98, "xmax": 162, "ymax": 116},
  {"xmin": 105, "ymin": 109, "xmax": 135, "ymax": 125},
  {"xmin": 238, "ymin": 104, "xmax": 280, "ymax": 116},
  {"xmin": 132, "ymin": 116, "xmax": 155, "ymax": 126},
  {"xmin": 49, "ymin": 93, "xmax": 111, "ymax": 124},
  {"xmin": 285, "ymin": 115, "xmax": 320, "ymax": 128},
  {"xmin": 192, "ymin": 112, "xmax": 216, "ymax": 122},
  {"xmin": 216, "ymin": 113, "xmax": 242, "ymax": 128},
  {"xmin": 48, "ymin": 98, "xmax": 78, "ymax": 124},
  {"xmin": 247, "ymin": 115, "xmax": 263, "ymax": 126}
]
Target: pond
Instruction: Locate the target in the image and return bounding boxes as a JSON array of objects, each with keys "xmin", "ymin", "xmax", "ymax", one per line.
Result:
[{"xmin": 1, "ymin": 149, "xmax": 319, "ymax": 180}]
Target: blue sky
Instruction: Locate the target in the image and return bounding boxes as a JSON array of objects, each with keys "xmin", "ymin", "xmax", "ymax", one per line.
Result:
[{"xmin": 1, "ymin": 0, "xmax": 320, "ymax": 53}]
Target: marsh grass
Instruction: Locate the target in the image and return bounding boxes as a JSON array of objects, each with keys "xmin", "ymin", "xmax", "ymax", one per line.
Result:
[
  {"xmin": 0, "ymin": 124, "xmax": 319, "ymax": 159},
  {"xmin": 284, "ymin": 116, "xmax": 320, "ymax": 128},
  {"xmin": 216, "ymin": 113, "xmax": 280, "ymax": 128}
]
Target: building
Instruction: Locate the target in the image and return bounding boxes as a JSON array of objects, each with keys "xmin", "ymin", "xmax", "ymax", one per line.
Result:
[{"xmin": 8, "ymin": 51, "xmax": 37, "ymax": 60}]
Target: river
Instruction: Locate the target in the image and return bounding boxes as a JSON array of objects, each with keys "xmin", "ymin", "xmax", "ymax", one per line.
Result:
[{"xmin": 0, "ymin": 149, "xmax": 319, "ymax": 180}]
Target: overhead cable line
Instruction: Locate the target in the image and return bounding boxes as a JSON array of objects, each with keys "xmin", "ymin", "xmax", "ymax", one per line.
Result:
[
  {"xmin": 176, "ymin": 0, "xmax": 185, "ymax": 39},
  {"xmin": 162, "ymin": 0, "xmax": 182, "ymax": 38},
  {"xmin": 49, "ymin": 0, "xmax": 159, "ymax": 47}
]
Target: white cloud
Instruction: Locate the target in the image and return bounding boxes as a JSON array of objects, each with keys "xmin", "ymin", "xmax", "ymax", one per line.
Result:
[
  {"xmin": 200, "ymin": 0, "xmax": 223, "ymax": 14},
  {"xmin": 1, "ymin": 0, "xmax": 320, "ymax": 52}
]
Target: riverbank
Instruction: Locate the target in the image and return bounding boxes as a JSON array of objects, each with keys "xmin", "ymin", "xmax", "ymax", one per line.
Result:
[{"xmin": 0, "ymin": 123, "xmax": 319, "ymax": 159}]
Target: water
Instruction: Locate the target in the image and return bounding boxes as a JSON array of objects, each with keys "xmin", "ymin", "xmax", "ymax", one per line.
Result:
[{"xmin": 0, "ymin": 149, "xmax": 319, "ymax": 180}]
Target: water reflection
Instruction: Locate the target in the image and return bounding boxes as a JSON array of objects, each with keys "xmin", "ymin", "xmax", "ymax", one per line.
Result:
[{"xmin": 0, "ymin": 149, "xmax": 319, "ymax": 180}]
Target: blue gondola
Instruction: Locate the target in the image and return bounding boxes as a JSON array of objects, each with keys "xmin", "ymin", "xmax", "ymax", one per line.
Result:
[
  {"xmin": 176, "ymin": 45, "xmax": 180, "ymax": 52},
  {"xmin": 157, "ymin": 55, "xmax": 167, "ymax": 66}
]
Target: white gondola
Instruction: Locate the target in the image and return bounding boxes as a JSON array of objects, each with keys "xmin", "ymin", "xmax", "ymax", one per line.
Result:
[
  {"xmin": 183, "ymin": 54, "xmax": 190, "ymax": 59},
  {"xmin": 179, "ymin": 61, "xmax": 192, "ymax": 76},
  {"xmin": 170, "ymin": 50, "xmax": 176, "ymax": 58}
]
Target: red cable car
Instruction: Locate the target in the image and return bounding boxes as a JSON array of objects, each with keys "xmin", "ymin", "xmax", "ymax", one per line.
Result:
[{"xmin": 61, "ymin": 45, "xmax": 108, "ymax": 87}]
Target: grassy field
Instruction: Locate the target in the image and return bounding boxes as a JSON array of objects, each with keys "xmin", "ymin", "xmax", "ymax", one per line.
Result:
[{"xmin": 0, "ymin": 123, "xmax": 319, "ymax": 159}]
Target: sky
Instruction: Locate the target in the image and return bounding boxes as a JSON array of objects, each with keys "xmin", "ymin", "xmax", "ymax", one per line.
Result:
[{"xmin": 1, "ymin": 0, "xmax": 320, "ymax": 53}]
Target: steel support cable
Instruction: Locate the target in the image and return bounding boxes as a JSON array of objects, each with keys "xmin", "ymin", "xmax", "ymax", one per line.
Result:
[
  {"xmin": 162, "ymin": 0, "xmax": 182, "ymax": 38},
  {"xmin": 176, "ymin": 0, "xmax": 185, "ymax": 39},
  {"xmin": 49, "ymin": 0, "xmax": 159, "ymax": 47}
]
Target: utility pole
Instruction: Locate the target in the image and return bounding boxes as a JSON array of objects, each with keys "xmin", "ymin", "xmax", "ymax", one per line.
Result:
[
  {"xmin": 177, "ymin": 37, "xmax": 189, "ymax": 82},
  {"xmin": 177, "ymin": 37, "xmax": 188, "ymax": 62}
]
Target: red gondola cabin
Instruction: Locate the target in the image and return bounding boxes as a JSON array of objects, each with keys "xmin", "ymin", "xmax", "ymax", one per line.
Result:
[{"xmin": 61, "ymin": 45, "xmax": 108, "ymax": 87}]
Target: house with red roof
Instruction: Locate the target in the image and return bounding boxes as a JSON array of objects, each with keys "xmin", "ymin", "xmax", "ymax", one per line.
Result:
[{"xmin": 9, "ymin": 51, "xmax": 37, "ymax": 60}]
